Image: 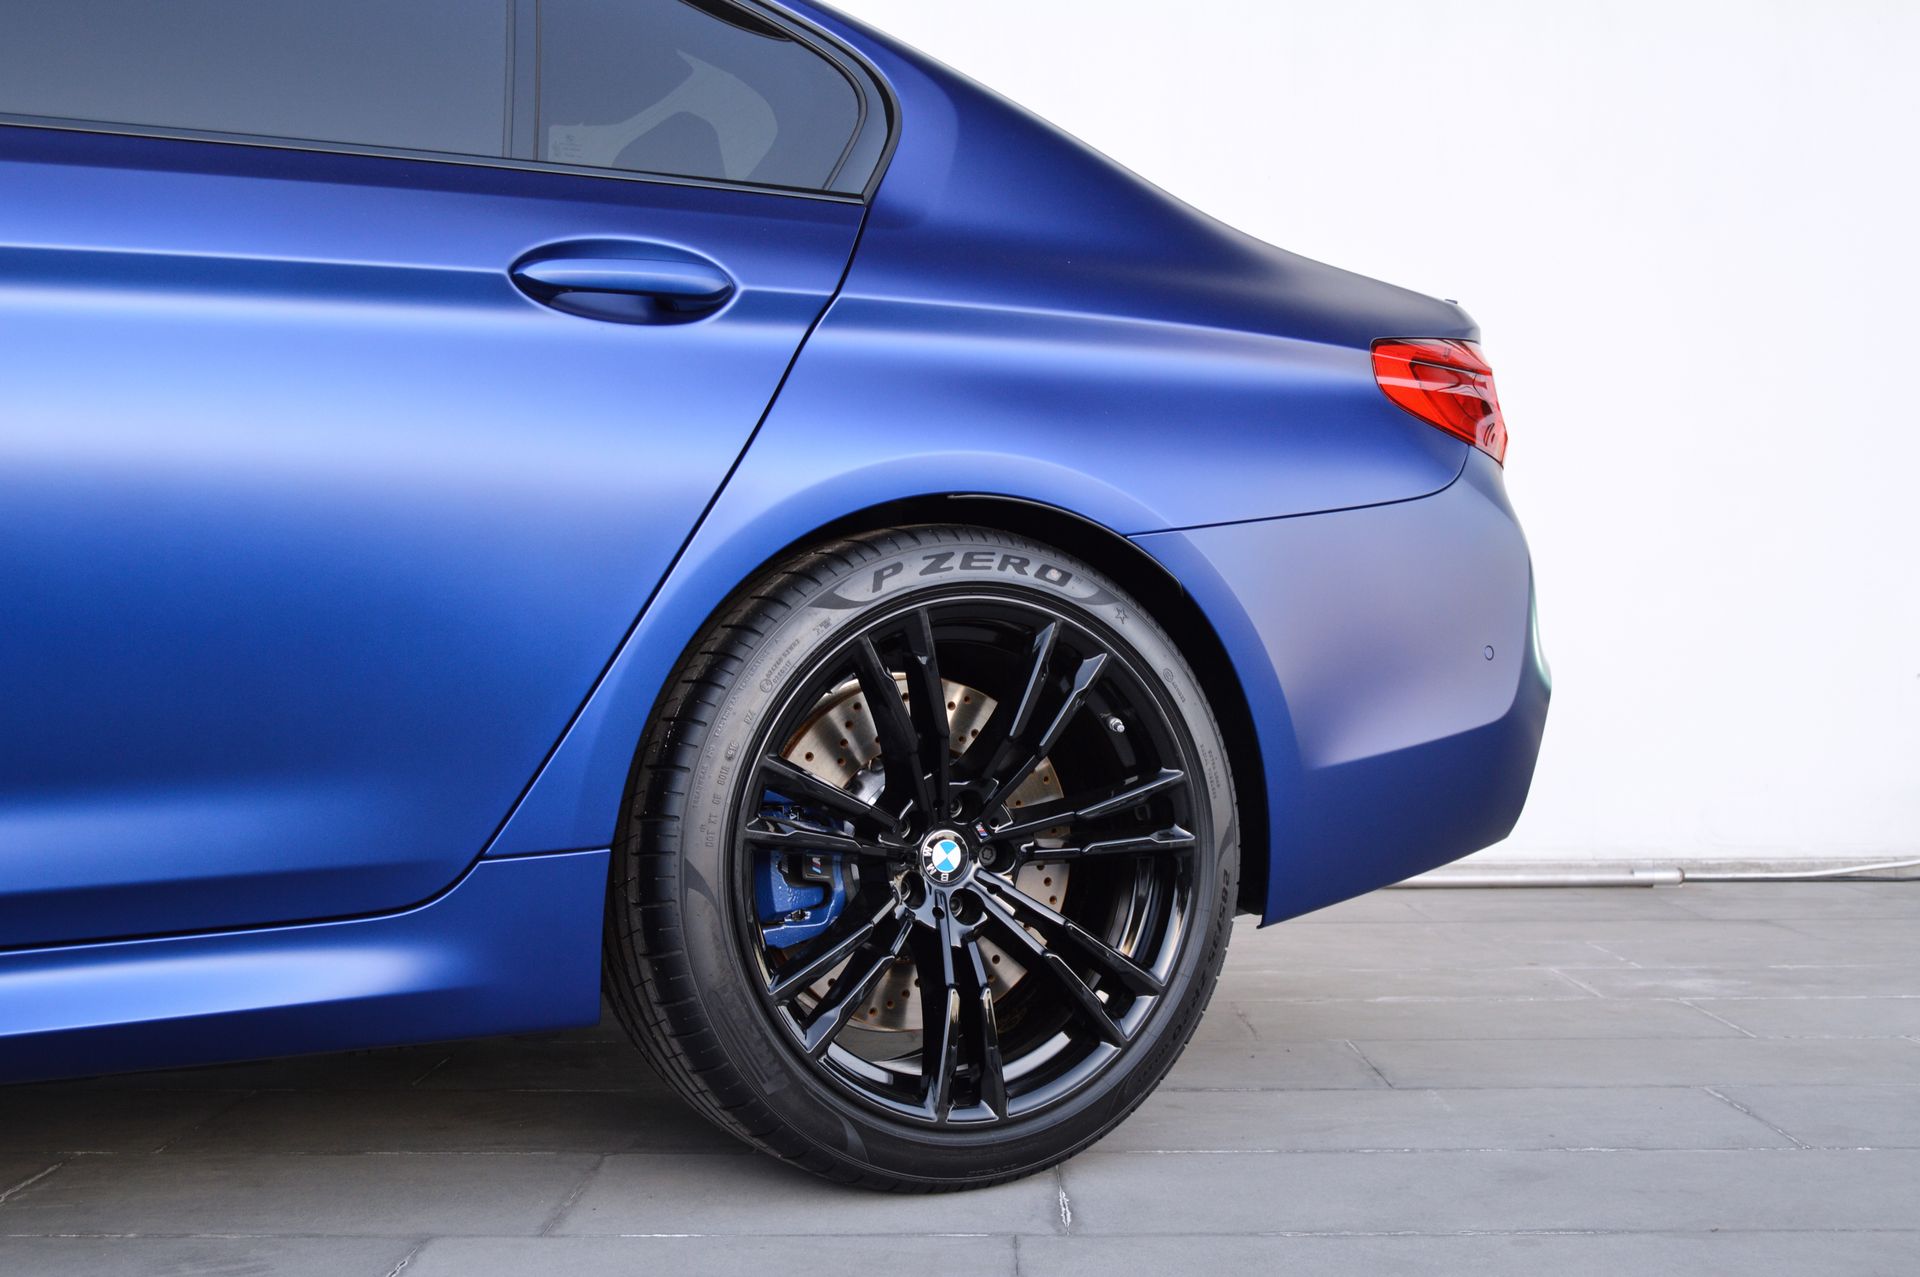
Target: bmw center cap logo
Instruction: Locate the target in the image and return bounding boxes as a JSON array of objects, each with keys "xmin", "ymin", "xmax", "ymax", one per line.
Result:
[{"xmin": 922, "ymin": 831, "xmax": 968, "ymax": 883}]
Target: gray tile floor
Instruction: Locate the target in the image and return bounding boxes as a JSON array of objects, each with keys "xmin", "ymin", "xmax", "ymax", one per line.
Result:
[{"xmin": 3, "ymin": 882, "xmax": 1918, "ymax": 1275}]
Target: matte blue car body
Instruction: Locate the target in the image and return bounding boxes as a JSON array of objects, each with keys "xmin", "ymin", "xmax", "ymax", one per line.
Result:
[
  {"xmin": 0, "ymin": 124, "xmax": 863, "ymax": 947},
  {"xmin": 0, "ymin": 1, "xmax": 1546, "ymax": 1080}
]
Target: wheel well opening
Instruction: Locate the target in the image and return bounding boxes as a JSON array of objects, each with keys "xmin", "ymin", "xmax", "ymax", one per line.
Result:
[{"xmin": 804, "ymin": 494, "xmax": 1270, "ymax": 917}]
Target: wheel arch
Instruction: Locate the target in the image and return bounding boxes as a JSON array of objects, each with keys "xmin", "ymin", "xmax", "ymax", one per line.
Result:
[
  {"xmin": 487, "ymin": 487, "xmax": 1274, "ymax": 921},
  {"xmin": 717, "ymin": 492, "xmax": 1272, "ymax": 919}
]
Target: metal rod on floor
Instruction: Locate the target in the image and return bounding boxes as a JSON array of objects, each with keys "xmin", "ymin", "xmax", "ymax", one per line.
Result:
[
  {"xmin": 1395, "ymin": 858, "xmax": 1920, "ymax": 888},
  {"xmin": 1396, "ymin": 867, "xmax": 1684, "ymax": 888},
  {"xmin": 1683, "ymin": 857, "xmax": 1920, "ymax": 882}
]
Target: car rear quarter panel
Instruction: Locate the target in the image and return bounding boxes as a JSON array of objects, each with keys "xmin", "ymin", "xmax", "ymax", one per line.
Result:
[{"xmin": 1138, "ymin": 452, "xmax": 1551, "ymax": 920}]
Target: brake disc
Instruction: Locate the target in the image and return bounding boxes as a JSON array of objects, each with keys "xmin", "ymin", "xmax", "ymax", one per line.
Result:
[{"xmin": 780, "ymin": 674, "xmax": 1067, "ymax": 1032}]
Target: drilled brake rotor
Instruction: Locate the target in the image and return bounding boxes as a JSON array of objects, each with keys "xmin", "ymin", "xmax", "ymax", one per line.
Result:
[{"xmin": 780, "ymin": 674, "xmax": 1067, "ymax": 1032}]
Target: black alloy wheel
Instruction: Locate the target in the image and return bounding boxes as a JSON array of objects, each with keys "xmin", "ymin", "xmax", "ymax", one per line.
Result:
[{"xmin": 605, "ymin": 526, "xmax": 1237, "ymax": 1190}]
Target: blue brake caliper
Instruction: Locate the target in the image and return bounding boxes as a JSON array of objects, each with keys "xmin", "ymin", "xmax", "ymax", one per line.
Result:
[{"xmin": 753, "ymin": 797, "xmax": 851, "ymax": 949}]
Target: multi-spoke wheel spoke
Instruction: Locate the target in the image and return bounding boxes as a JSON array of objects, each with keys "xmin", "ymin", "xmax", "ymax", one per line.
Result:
[
  {"xmin": 972, "ymin": 886, "xmax": 1128, "ymax": 1047},
  {"xmin": 798, "ymin": 911, "xmax": 914, "ymax": 1056},
  {"xmin": 981, "ymin": 652, "xmax": 1109, "ymax": 813},
  {"xmin": 909, "ymin": 912, "xmax": 964, "ymax": 1122},
  {"xmin": 744, "ymin": 820, "xmax": 906, "ymax": 863},
  {"xmin": 964, "ymin": 938, "xmax": 1009, "ymax": 1118},
  {"xmin": 907, "ymin": 907, "xmax": 1009, "ymax": 1124},
  {"xmin": 901, "ymin": 610, "xmax": 952, "ymax": 816},
  {"xmin": 960, "ymin": 621, "xmax": 1056, "ymax": 788},
  {"xmin": 770, "ymin": 900, "xmax": 909, "ymax": 1002},
  {"xmin": 987, "ymin": 768, "xmax": 1191, "ymax": 842},
  {"xmin": 1021, "ymin": 825, "xmax": 1196, "ymax": 864},
  {"xmin": 851, "ymin": 635, "xmax": 932, "ymax": 822},
  {"xmin": 976, "ymin": 878, "xmax": 1166, "ymax": 997},
  {"xmin": 760, "ymin": 755, "xmax": 903, "ymax": 836}
]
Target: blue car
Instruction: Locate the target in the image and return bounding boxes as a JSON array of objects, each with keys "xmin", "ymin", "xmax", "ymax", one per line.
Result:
[{"xmin": 0, "ymin": 1, "xmax": 1547, "ymax": 1189}]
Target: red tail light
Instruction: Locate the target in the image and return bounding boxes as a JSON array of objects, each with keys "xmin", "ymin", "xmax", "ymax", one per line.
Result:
[{"xmin": 1371, "ymin": 338, "xmax": 1508, "ymax": 465}]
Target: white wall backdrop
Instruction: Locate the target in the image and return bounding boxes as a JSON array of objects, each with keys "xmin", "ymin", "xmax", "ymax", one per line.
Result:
[{"xmin": 829, "ymin": 0, "xmax": 1919, "ymax": 863}]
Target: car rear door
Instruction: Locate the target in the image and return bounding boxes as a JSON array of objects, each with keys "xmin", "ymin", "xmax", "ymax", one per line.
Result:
[{"xmin": 0, "ymin": 0, "xmax": 882, "ymax": 946}]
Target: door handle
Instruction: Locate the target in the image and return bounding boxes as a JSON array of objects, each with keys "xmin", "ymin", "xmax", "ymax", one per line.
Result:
[
  {"xmin": 510, "ymin": 248, "xmax": 735, "ymax": 324},
  {"xmin": 512, "ymin": 258, "xmax": 734, "ymax": 303}
]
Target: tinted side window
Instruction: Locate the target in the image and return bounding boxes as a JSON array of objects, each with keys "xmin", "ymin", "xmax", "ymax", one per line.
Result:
[
  {"xmin": 0, "ymin": 1, "xmax": 511, "ymax": 157},
  {"xmin": 0, "ymin": 0, "xmax": 877, "ymax": 194},
  {"xmin": 539, "ymin": 0, "xmax": 861, "ymax": 190}
]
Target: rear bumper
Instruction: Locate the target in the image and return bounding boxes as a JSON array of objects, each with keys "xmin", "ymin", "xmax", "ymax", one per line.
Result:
[{"xmin": 1134, "ymin": 451, "xmax": 1550, "ymax": 923}]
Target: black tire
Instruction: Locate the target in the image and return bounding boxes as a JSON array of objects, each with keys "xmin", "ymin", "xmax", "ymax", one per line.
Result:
[{"xmin": 604, "ymin": 525, "xmax": 1237, "ymax": 1190}]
